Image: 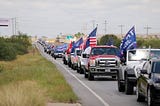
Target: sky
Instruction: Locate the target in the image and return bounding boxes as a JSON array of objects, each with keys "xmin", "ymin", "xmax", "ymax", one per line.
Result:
[{"xmin": 0, "ymin": 0, "xmax": 160, "ymax": 38}]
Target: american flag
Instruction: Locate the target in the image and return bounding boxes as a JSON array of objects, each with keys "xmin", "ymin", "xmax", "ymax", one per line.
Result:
[
  {"xmin": 84, "ymin": 27, "xmax": 97, "ymax": 50},
  {"xmin": 0, "ymin": 18, "xmax": 9, "ymax": 27},
  {"xmin": 89, "ymin": 36, "xmax": 97, "ymax": 47}
]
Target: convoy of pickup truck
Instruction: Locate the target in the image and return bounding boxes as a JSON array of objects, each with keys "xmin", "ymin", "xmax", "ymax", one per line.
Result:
[{"xmin": 38, "ymin": 40, "xmax": 160, "ymax": 106}]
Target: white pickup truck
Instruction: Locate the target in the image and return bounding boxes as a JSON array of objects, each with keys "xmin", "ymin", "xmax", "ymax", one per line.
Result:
[{"xmin": 117, "ymin": 48, "xmax": 160, "ymax": 94}]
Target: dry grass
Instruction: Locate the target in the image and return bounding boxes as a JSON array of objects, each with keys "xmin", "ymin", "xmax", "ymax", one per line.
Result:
[
  {"xmin": 0, "ymin": 50, "xmax": 78, "ymax": 106},
  {"xmin": 0, "ymin": 81, "xmax": 45, "ymax": 106}
]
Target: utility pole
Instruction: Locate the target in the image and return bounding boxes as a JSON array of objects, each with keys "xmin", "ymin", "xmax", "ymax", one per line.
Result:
[
  {"xmin": 15, "ymin": 17, "xmax": 17, "ymax": 35},
  {"xmin": 11, "ymin": 18, "xmax": 15, "ymax": 35},
  {"xmin": 104, "ymin": 20, "xmax": 107, "ymax": 35},
  {"xmin": 144, "ymin": 25, "xmax": 151, "ymax": 36},
  {"xmin": 92, "ymin": 20, "xmax": 95, "ymax": 29},
  {"xmin": 118, "ymin": 25, "xmax": 124, "ymax": 37}
]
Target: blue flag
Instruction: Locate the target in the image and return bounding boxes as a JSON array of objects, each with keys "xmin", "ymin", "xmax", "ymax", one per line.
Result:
[
  {"xmin": 85, "ymin": 27, "xmax": 97, "ymax": 50},
  {"xmin": 71, "ymin": 38, "xmax": 83, "ymax": 53},
  {"xmin": 55, "ymin": 43, "xmax": 68, "ymax": 51},
  {"xmin": 74, "ymin": 37, "xmax": 83, "ymax": 48},
  {"xmin": 120, "ymin": 26, "xmax": 136, "ymax": 55},
  {"xmin": 70, "ymin": 41, "xmax": 75, "ymax": 53}
]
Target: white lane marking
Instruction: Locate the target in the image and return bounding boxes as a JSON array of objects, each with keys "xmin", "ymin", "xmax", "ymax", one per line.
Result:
[{"xmin": 54, "ymin": 59, "xmax": 110, "ymax": 106}]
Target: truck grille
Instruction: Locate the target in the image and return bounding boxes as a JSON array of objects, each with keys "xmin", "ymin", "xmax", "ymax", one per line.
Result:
[{"xmin": 97, "ymin": 59, "xmax": 117, "ymax": 67}]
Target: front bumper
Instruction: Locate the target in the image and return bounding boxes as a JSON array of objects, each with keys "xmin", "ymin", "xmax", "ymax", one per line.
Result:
[{"xmin": 89, "ymin": 66, "xmax": 119, "ymax": 76}]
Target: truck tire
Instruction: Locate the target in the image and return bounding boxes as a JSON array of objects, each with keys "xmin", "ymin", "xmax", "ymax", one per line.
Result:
[
  {"xmin": 79, "ymin": 67, "xmax": 84, "ymax": 74},
  {"xmin": 125, "ymin": 76, "xmax": 134, "ymax": 95},
  {"xmin": 77, "ymin": 68, "xmax": 80, "ymax": 73},
  {"xmin": 117, "ymin": 70, "xmax": 125, "ymax": 92},
  {"xmin": 117, "ymin": 77, "xmax": 125, "ymax": 92},
  {"xmin": 88, "ymin": 72, "xmax": 94, "ymax": 81},
  {"xmin": 136, "ymin": 85, "xmax": 145, "ymax": 102},
  {"xmin": 68, "ymin": 62, "xmax": 71, "ymax": 67},
  {"xmin": 84, "ymin": 70, "xmax": 88, "ymax": 78},
  {"xmin": 147, "ymin": 87, "xmax": 154, "ymax": 106}
]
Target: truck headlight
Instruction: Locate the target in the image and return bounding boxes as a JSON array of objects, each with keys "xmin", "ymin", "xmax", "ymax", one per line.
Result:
[{"xmin": 90, "ymin": 60, "xmax": 95, "ymax": 66}]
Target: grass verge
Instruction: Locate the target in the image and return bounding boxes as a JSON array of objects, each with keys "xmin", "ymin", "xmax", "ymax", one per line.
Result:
[{"xmin": 0, "ymin": 50, "xmax": 78, "ymax": 106}]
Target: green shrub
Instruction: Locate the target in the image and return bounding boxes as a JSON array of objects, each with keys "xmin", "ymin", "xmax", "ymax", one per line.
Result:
[{"xmin": 0, "ymin": 42, "xmax": 17, "ymax": 61}]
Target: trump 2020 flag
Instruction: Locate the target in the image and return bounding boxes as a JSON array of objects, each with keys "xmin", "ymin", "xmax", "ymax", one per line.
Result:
[
  {"xmin": 85, "ymin": 27, "xmax": 97, "ymax": 50},
  {"xmin": 120, "ymin": 26, "xmax": 137, "ymax": 54}
]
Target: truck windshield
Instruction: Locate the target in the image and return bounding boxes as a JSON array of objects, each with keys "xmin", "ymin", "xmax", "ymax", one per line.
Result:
[
  {"xmin": 91, "ymin": 47, "xmax": 119, "ymax": 56},
  {"xmin": 55, "ymin": 51, "xmax": 63, "ymax": 53},
  {"xmin": 128, "ymin": 50, "xmax": 160, "ymax": 61},
  {"xmin": 76, "ymin": 50, "xmax": 82, "ymax": 55},
  {"xmin": 152, "ymin": 61, "xmax": 160, "ymax": 73}
]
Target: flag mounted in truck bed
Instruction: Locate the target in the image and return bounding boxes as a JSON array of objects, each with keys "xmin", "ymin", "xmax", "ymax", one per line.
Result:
[
  {"xmin": 84, "ymin": 27, "xmax": 97, "ymax": 50},
  {"xmin": 120, "ymin": 26, "xmax": 137, "ymax": 54}
]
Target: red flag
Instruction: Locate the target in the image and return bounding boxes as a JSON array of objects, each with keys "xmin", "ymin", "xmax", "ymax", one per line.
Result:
[{"xmin": 66, "ymin": 41, "xmax": 72, "ymax": 54}]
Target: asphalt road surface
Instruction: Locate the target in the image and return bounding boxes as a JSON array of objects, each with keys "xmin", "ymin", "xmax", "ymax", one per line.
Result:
[{"xmin": 37, "ymin": 43, "xmax": 147, "ymax": 106}]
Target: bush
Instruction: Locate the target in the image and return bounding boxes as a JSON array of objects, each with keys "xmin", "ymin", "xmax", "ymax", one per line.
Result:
[
  {"xmin": 0, "ymin": 42, "xmax": 17, "ymax": 61},
  {"xmin": 0, "ymin": 34, "xmax": 31, "ymax": 61}
]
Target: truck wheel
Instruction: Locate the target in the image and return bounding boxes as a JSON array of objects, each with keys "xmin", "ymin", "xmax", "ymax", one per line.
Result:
[
  {"xmin": 68, "ymin": 62, "xmax": 71, "ymax": 67},
  {"xmin": 79, "ymin": 67, "xmax": 84, "ymax": 74},
  {"xmin": 117, "ymin": 70, "xmax": 125, "ymax": 92},
  {"xmin": 88, "ymin": 72, "xmax": 94, "ymax": 81},
  {"xmin": 125, "ymin": 77, "xmax": 134, "ymax": 95},
  {"xmin": 136, "ymin": 85, "xmax": 145, "ymax": 102},
  {"xmin": 84, "ymin": 70, "xmax": 88, "ymax": 78},
  {"xmin": 117, "ymin": 76, "xmax": 125, "ymax": 92},
  {"xmin": 147, "ymin": 87, "xmax": 154, "ymax": 106},
  {"xmin": 77, "ymin": 68, "xmax": 80, "ymax": 73}
]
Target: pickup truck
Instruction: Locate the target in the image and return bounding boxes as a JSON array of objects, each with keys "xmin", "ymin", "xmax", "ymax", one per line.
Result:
[
  {"xmin": 117, "ymin": 48, "xmax": 160, "ymax": 94},
  {"xmin": 83, "ymin": 45, "xmax": 120, "ymax": 81},
  {"xmin": 70, "ymin": 48, "xmax": 82, "ymax": 70}
]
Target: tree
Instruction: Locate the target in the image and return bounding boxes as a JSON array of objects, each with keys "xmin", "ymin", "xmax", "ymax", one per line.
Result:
[
  {"xmin": 99, "ymin": 34, "xmax": 121, "ymax": 47},
  {"xmin": 74, "ymin": 32, "xmax": 84, "ymax": 38}
]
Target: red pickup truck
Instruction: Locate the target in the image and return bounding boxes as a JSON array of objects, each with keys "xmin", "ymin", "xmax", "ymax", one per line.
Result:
[{"xmin": 83, "ymin": 45, "xmax": 120, "ymax": 80}]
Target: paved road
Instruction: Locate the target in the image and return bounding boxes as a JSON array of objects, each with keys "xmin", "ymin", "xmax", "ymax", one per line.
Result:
[{"xmin": 37, "ymin": 43, "xmax": 147, "ymax": 106}]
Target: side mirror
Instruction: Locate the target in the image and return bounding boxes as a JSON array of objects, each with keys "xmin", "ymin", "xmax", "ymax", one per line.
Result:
[
  {"xmin": 140, "ymin": 69, "xmax": 147, "ymax": 74},
  {"xmin": 82, "ymin": 54, "xmax": 90, "ymax": 58},
  {"xmin": 82, "ymin": 54, "xmax": 87, "ymax": 58},
  {"xmin": 77, "ymin": 53, "xmax": 81, "ymax": 56}
]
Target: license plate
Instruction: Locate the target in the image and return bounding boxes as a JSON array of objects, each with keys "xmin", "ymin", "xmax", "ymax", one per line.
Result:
[{"xmin": 105, "ymin": 68, "xmax": 110, "ymax": 72}]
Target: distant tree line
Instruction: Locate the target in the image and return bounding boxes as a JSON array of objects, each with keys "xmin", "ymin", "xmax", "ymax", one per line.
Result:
[
  {"xmin": 98, "ymin": 34, "xmax": 160, "ymax": 49},
  {"xmin": 0, "ymin": 33, "xmax": 31, "ymax": 61}
]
